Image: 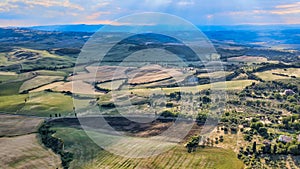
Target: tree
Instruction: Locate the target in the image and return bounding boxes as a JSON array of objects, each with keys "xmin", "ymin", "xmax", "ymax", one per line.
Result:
[
  {"xmin": 252, "ymin": 141, "xmax": 257, "ymax": 154},
  {"xmin": 251, "ymin": 122, "xmax": 264, "ymax": 130},
  {"xmin": 273, "ymin": 144, "xmax": 277, "ymax": 154},
  {"xmin": 288, "ymin": 145, "xmax": 299, "ymax": 155},
  {"xmin": 258, "ymin": 127, "xmax": 268, "ymax": 138}
]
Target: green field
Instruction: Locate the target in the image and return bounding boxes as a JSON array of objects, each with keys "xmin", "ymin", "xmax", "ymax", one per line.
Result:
[
  {"xmin": 52, "ymin": 127, "xmax": 244, "ymax": 169},
  {"xmin": 255, "ymin": 68, "xmax": 300, "ymax": 81},
  {"xmin": 0, "ymin": 73, "xmax": 18, "ymax": 82},
  {"xmin": 0, "ymin": 81, "xmax": 25, "ymax": 95},
  {"xmin": 35, "ymin": 70, "xmax": 68, "ymax": 77},
  {"xmin": 0, "ymin": 92, "xmax": 73, "ymax": 116}
]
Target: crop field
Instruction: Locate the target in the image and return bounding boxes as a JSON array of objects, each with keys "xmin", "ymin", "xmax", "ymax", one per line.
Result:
[
  {"xmin": 30, "ymin": 81, "xmax": 65, "ymax": 92},
  {"xmin": 52, "ymin": 126, "xmax": 243, "ymax": 169},
  {"xmin": 84, "ymin": 146, "xmax": 244, "ymax": 169},
  {"xmin": 97, "ymin": 79, "xmax": 126, "ymax": 91},
  {"xmin": 19, "ymin": 75, "xmax": 64, "ymax": 92},
  {"xmin": 127, "ymin": 65, "xmax": 183, "ymax": 85},
  {"xmin": 70, "ymin": 65, "xmax": 130, "ymax": 83},
  {"xmin": 197, "ymin": 71, "xmax": 233, "ymax": 79},
  {"xmin": 130, "ymin": 80, "xmax": 258, "ymax": 96},
  {"xmin": 31, "ymin": 80, "xmax": 104, "ymax": 95},
  {"xmin": 227, "ymin": 56, "xmax": 268, "ymax": 63},
  {"xmin": 0, "ymin": 114, "xmax": 61, "ymax": 169},
  {"xmin": 0, "ymin": 114, "xmax": 43, "ymax": 137},
  {"xmin": 0, "ymin": 134, "xmax": 62, "ymax": 169},
  {"xmin": 255, "ymin": 68, "xmax": 300, "ymax": 81}
]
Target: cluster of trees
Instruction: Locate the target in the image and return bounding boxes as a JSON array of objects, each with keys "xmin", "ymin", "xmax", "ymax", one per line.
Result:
[
  {"xmin": 238, "ymin": 138, "xmax": 300, "ymax": 168},
  {"xmin": 49, "ymin": 113, "xmax": 62, "ymax": 118},
  {"xmin": 38, "ymin": 123, "xmax": 73, "ymax": 169},
  {"xmin": 280, "ymin": 115, "xmax": 300, "ymax": 131},
  {"xmin": 186, "ymin": 135, "xmax": 224, "ymax": 153}
]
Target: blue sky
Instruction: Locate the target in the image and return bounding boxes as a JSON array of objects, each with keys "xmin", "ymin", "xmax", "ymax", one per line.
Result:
[{"xmin": 0, "ymin": 0, "xmax": 300, "ymax": 26}]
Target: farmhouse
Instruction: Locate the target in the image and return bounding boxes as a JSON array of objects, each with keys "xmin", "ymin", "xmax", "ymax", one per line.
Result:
[
  {"xmin": 278, "ymin": 135, "xmax": 292, "ymax": 143},
  {"xmin": 284, "ymin": 89, "xmax": 295, "ymax": 95}
]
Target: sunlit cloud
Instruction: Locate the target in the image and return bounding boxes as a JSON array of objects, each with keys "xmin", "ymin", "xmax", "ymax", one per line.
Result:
[
  {"xmin": 271, "ymin": 2, "xmax": 300, "ymax": 15},
  {"xmin": 8, "ymin": 0, "xmax": 84, "ymax": 11},
  {"xmin": 0, "ymin": 1, "xmax": 19, "ymax": 12},
  {"xmin": 86, "ymin": 11, "xmax": 111, "ymax": 20},
  {"xmin": 0, "ymin": 0, "xmax": 300, "ymax": 26}
]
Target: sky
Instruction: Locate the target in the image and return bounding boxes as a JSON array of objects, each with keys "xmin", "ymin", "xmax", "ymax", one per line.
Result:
[{"xmin": 0, "ymin": 0, "xmax": 300, "ymax": 26}]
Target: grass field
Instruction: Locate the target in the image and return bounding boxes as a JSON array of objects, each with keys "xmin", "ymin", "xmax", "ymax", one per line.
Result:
[
  {"xmin": 0, "ymin": 92, "xmax": 73, "ymax": 116},
  {"xmin": 0, "ymin": 80, "xmax": 24, "ymax": 95},
  {"xmin": 35, "ymin": 70, "xmax": 67, "ymax": 77},
  {"xmin": 0, "ymin": 72, "xmax": 18, "ymax": 82},
  {"xmin": 255, "ymin": 68, "xmax": 300, "ymax": 81},
  {"xmin": 19, "ymin": 75, "xmax": 64, "ymax": 92},
  {"xmin": 20, "ymin": 92, "xmax": 73, "ymax": 116},
  {"xmin": 52, "ymin": 127, "xmax": 244, "ymax": 169}
]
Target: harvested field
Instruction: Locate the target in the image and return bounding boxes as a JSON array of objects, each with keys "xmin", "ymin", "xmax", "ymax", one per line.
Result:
[
  {"xmin": 0, "ymin": 114, "xmax": 61, "ymax": 169},
  {"xmin": 69, "ymin": 65, "xmax": 130, "ymax": 83},
  {"xmin": 131, "ymin": 80, "xmax": 258, "ymax": 96},
  {"xmin": 0, "ymin": 134, "xmax": 61, "ymax": 169},
  {"xmin": 197, "ymin": 71, "xmax": 233, "ymax": 79},
  {"xmin": 31, "ymin": 81, "xmax": 104, "ymax": 95},
  {"xmin": 127, "ymin": 65, "xmax": 183, "ymax": 85},
  {"xmin": 0, "ymin": 71, "xmax": 17, "ymax": 75},
  {"xmin": 19, "ymin": 75, "xmax": 64, "ymax": 92},
  {"xmin": 56, "ymin": 81, "xmax": 104, "ymax": 95},
  {"xmin": 97, "ymin": 79, "xmax": 126, "ymax": 91},
  {"xmin": 228, "ymin": 56, "xmax": 268, "ymax": 63},
  {"xmin": 30, "ymin": 81, "xmax": 65, "ymax": 92},
  {"xmin": 0, "ymin": 114, "xmax": 43, "ymax": 137}
]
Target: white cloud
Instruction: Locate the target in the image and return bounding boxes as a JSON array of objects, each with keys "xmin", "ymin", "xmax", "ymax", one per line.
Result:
[{"xmin": 177, "ymin": 0, "xmax": 194, "ymax": 6}]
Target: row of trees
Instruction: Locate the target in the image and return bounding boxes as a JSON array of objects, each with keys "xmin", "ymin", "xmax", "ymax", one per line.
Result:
[{"xmin": 38, "ymin": 123, "xmax": 73, "ymax": 169}]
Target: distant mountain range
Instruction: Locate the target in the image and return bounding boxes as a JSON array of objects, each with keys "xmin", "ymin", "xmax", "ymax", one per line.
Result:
[{"xmin": 22, "ymin": 24, "xmax": 300, "ymax": 33}]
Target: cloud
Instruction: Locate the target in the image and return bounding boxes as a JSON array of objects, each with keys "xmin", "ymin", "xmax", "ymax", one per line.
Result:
[
  {"xmin": 177, "ymin": 0, "xmax": 194, "ymax": 6},
  {"xmin": 86, "ymin": 11, "xmax": 111, "ymax": 20},
  {"xmin": 0, "ymin": 1, "xmax": 19, "ymax": 12},
  {"xmin": 276, "ymin": 2, "xmax": 300, "ymax": 9},
  {"xmin": 1, "ymin": 0, "xmax": 84, "ymax": 11},
  {"xmin": 271, "ymin": 2, "xmax": 300, "ymax": 15},
  {"xmin": 0, "ymin": 0, "xmax": 300, "ymax": 26}
]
